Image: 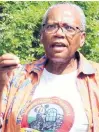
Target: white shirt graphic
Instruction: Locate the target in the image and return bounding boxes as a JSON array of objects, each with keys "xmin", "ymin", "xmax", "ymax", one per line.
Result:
[{"xmin": 31, "ymin": 68, "xmax": 89, "ymax": 132}]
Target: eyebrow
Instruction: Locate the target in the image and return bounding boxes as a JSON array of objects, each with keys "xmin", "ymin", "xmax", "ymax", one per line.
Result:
[{"xmin": 46, "ymin": 22, "xmax": 77, "ymax": 27}]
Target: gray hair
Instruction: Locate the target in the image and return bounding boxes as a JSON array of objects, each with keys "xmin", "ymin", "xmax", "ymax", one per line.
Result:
[{"xmin": 42, "ymin": 2, "xmax": 86, "ymax": 31}]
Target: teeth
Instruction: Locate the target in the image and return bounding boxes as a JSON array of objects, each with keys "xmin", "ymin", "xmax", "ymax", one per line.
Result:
[{"xmin": 52, "ymin": 43, "xmax": 66, "ymax": 47}]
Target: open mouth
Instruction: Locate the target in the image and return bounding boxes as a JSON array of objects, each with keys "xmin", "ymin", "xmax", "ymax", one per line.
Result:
[{"xmin": 51, "ymin": 42, "xmax": 66, "ymax": 48}]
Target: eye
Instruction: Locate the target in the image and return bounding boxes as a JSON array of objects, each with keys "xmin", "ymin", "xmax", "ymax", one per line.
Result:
[
  {"xmin": 45, "ymin": 24, "xmax": 57, "ymax": 30},
  {"xmin": 63, "ymin": 24, "xmax": 75, "ymax": 32}
]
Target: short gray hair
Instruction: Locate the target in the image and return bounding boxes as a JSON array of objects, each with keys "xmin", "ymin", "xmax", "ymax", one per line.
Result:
[{"xmin": 42, "ymin": 2, "xmax": 86, "ymax": 31}]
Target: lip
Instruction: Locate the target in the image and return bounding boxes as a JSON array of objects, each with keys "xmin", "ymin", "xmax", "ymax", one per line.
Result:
[
  {"xmin": 50, "ymin": 42, "xmax": 67, "ymax": 48},
  {"xmin": 49, "ymin": 42, "xmax": 68, "ymax": 52}
]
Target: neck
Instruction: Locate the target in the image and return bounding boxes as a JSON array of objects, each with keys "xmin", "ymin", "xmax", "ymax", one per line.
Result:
[{"xmin": 45, "ymin": 57, "xmax": 78, "ymax": 75}]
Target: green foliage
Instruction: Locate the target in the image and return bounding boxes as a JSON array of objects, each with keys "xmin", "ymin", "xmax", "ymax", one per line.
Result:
[
  {"xmin": 0, "ymin": 1, "xmax": 99, "ymax": 63},
  {"xmin": 75, "ymin": 1, "xmax": 99, "ymax": 62}
]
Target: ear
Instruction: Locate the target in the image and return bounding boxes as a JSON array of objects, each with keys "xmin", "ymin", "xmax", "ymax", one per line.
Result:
[
  {"xmin": 40, "ymin": 31, "xmax": 43, "ymax": 44},
  {"xmin": 80, "ymin": 32, "xmax": 86, "ymax": 47}
]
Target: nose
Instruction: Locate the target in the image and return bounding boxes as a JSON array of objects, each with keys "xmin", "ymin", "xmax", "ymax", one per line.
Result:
[{"xmin": 55, "ymin": 27, "xmax": 65, "ymax": 37}]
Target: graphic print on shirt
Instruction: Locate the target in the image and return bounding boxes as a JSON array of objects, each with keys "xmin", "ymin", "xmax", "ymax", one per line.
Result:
[{"xmin": 21, "ymin": 97, "xmax": 74, "ymax": 132}]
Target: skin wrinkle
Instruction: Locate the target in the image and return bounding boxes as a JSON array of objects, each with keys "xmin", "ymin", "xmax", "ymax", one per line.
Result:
[
  {"xmin": 42, "ymin": 3, "xmax": 85, "ymax": 30},
  {"xmin": 45, "ymin": 6, "xmax": 82, "ymax": 28},
  {"xmin": 46, "ymin": 57, "xmax": 78, "ymax": 74}
]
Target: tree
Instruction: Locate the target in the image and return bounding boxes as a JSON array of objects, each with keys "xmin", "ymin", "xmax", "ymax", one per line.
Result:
[{"xmin": 0, "ymin": 1, "xmax": 99, "ymax": 63}]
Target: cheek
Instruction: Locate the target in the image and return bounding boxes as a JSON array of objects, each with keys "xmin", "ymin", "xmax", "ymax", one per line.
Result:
[
  {"xmin": 42, "ymin": 34, "xmax": 52, "ymax": 48},
  {"xmin": 68, "ymin": 36, "xmax": 81, "ymax": 54},
  {"xmin": 72, "ymin": 36, "xmax": 81, "ymax": 48}
]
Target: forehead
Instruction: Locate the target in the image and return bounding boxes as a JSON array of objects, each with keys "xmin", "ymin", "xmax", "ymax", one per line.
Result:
[{"xmin": 47, "ymin": 5, "xmax": 81, "ymax": 26}]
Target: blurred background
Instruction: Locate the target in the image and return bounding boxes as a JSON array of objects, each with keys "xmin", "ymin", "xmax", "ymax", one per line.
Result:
[{"xmin": 0, "ymin": 1, "xmax": 99, "ymax": 63}]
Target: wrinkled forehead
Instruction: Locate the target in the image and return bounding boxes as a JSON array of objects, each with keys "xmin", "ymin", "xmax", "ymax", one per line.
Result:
[{"xmin": 46, "ymin": 5, "xmax": 81, "ymax": 26}]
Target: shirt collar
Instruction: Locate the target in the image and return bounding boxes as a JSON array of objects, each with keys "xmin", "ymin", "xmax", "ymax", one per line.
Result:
[
  {"xmin": 26, "ymin": 51, "xmax": 96, "ymax": 75},
  {"xmin": 76, "ymin": 52, "xmax": 96, "ymax": 75}
]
